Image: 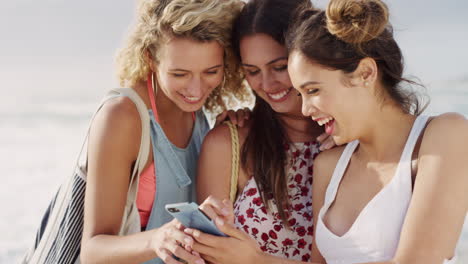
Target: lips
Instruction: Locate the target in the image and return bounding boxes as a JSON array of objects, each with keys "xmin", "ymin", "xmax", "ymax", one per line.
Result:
[
  {"xmin": 325, "ymin": 119, "xmax": 335, "ymax": 135},
  {"xmin": 313, "ymin": 116, "xmax": 335, "ymax": 135},
  {"xmin": 179, "ymin": 92, "xmax": 203, "ymax": 104},
  {"xmin": 266, "ymin": 87, "xmax": 292, "ymax": 102}
]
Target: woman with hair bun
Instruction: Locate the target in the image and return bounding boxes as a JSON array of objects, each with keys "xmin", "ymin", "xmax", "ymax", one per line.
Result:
[{"xmin": 285, "ymin": 0, "xmax": 468, "ymax": 263}]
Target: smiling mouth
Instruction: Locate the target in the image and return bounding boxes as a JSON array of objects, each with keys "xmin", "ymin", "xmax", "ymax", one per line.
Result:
[
  {"xmin": 266, "ymin": 87, "xmax": 292, "ymax": 102},
  {"xmin": 179, "ymin": 93, "xmax": 203, "ymax": 104}
]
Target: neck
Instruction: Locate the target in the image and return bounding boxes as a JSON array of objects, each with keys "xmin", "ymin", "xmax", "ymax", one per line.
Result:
[
  {"xmin": 278, "ymin": 112, "xmax": 322, "ymax": 143},
  {"xmin": 356, "ymin": 105, "xmax": 416, "ymax": 162}
]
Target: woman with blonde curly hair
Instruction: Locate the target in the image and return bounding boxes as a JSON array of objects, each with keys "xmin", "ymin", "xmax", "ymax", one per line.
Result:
[{"xmin": 79, "ymin": 0, "xmax": 248, "ymax": 263}]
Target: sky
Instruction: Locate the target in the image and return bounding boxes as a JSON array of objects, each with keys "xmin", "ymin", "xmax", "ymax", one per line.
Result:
[{"xmin": 0, "ymin": 0, "xmax": 467, "ymax": 101}]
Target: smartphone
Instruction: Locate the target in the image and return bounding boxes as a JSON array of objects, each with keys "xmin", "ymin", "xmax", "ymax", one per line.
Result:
[{"xmin": 165, "ymin": 202, "xmax": 227, "ymax": 237}]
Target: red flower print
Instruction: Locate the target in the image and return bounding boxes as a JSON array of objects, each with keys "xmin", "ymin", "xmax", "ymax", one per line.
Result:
[
  {"xmin": 302, "ymin": 254, "xmax": 311, "ymax": 261},
  {"xmin": 261, "ymin": 233, "xmax": 269, "ymax": 242},
  {"xmin": 282, "ymin": 238, "xmax": 293, "ymax": 246},
  {"xmin": 294, "ymin": 203, "xmax": 305, "ymax": 211},
  {"xmin": 308, "ymin": 166, "xmax": 313, "ymax": 175},
  {"xmin": 246, "ymin": 208, "xmax": 255, "ymax": 218},
  {"xmin": 237, "ymin": 215, "xmax": 245, "ymax": 225},
  {"xmin": 301, "ymin": 186, "xmax": 309, "ymax": 196},
  {"xmin": 293, "ymin": 249, "xmax": 300, "ymax": 256},
  {"xmin": 252, "ymin": 227, "xmax": 259, "ymax": 235},
  {"xmin": 307, "ymin": 226, "xmax": 314, "ymax": 236},
  {"xmin": 246, "ymin": 188, "xmax": 257, "ymax": 196},
  {"xmin": 260, "ymin": 246, "xmax": 267, "ymax": 252},
  {"xmin": 296, "ymin": 226, "xmax": 306, "ymax": 237},
  {"xmin": 260, "ymin": 206, "xmax": 267, "ymax": 214},
  {"xmin": 303, "ymin": 212, "xmax": 312, "ymax": 221},
  {"xmin": 304, "ymin": 148, "xmax": 311, "ymax": 159},
  {"xmin": 293, "ymin": 150, "xmax": 300, "ymax": 158},
  {"xmin": 299, "ymin": 160, "xmax": 307, "ymax": 169},
  {"xmin": 288, "ymin": 218, "xmax": 297, "ymax": 226},
  {"xmin": 274, "ymin": 224, "xmax": 282, "ymax": 232},
  {"xmin": 269, "ymin": 230, "xmax": 278, "ymax": 239},
  {"xmin": 298, "ymin": 238, "xmax": 307, "ymax": 249},
  {"xmin": 252, "ymin": 197, "xmax": 262, "ymax": 206},
  {"xmin": 294, "ymin": 174, "xmax": 303, "ymax": 183},
  {"xmin": 243, "ymin": 225, "xmax": 249, "ymax": 233}
]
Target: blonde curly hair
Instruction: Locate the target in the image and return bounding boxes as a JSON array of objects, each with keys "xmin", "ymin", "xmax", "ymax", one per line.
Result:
[{"xmin": 116, "ymin": 0, "xmax": 252, "ymax": 114}]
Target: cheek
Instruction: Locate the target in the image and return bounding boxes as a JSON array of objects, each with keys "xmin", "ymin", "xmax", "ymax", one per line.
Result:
[
  {"xmin": 207, "ymin": 73, "xmax": 224, "ymax": 88},
  {"xmin": 274, "ymin": 71, "xmax": 292, "ymax": 87},
  {"xmin": 245, "ymin": 75, "xmax": 261, "ymax": 92},
  {"xmin": 158, "ymin": 74, "xmax": 185, "ymax": 94}
]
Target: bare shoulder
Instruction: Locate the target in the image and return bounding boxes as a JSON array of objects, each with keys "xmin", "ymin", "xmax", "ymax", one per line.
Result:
[
  {"xmin": 89, "ymin": 96, "xmax": 142, "ymax": 158},
  {"xmin": 201, "ymin": 120, "xmax": 251, "ymax": 154},
  {"xmin": 418, "ymin": 112, "xmax": 468, "ymax": 181},
  {"xmin": 420, "ymin": 112, "xmax": 468, "ymax": 154},
  {"xmin": 424, "ymin": 112, "xmax": 468, "ymax": 139}
]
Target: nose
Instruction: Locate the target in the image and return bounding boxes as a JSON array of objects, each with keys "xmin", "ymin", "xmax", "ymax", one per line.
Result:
[
  {"xmin": 301, "ymin": 99, "xmax": 316, "ymax": 117},
  {"xmin": 260, "ymin": 71, "xmax": 276, "ymax": 92},
  {"xmin": 186, "ymin": 76, "xmax": 204, "ymax": 97}
]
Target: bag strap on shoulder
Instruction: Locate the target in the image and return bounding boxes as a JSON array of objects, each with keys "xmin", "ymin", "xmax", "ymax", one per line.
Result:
[{"xmin": 224, "ymin": 121, "xmax": 239, "ymax": 203}]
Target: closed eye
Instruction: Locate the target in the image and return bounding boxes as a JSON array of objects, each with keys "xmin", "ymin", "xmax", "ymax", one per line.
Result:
[
  {"xmin": 307, "ymin": 88, "xmax": 319, "ymax": 95},
  {"xmin": 273, "ymin": 65, "xmax": 287, "ymax": 71},
  {"xmin": 246, "ymin": 69, "xmax": 260, "ymax": 76},
  {"xmin": 172, "ymin": 73, "xmax": 187, "ymax": 78}
]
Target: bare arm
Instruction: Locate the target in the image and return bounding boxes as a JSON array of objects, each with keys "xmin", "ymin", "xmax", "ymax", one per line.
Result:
[
  {"xmin": 196, "ymin": 124, "xmax": 234, "ymax": 204},
  {"xmin": 81, "ymin": 97, "xmax": 202, "ymax": 264},
  {"xmin": 80, "ymin": 97, "xmax": 155, "ymax": 263},
  {"xmin": 362, "ymin": 113, "xmax": 468, "ymax": 264}
]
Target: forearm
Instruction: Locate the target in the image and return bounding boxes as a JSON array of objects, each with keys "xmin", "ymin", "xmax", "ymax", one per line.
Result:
[{"xmin": 81, "ymin": 230, "xmax": 156, "ymax": 264}]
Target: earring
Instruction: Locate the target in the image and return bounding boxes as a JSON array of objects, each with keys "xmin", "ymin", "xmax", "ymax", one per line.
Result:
[
  {"xmin": 151, "ymin": 71, "xmax": 158, "ymax": 94},
  {"xmin": 219, "ymin": 74, "xmax": 226, "ymax": 90},
  {"xmin": 364, "ymin": 81, "xmax": 369, "ymax": 86}
]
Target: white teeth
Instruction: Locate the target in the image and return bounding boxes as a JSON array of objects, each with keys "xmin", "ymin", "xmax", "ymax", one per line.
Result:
[
  {"xmin": 268, "ymin": 88, "xmax": 291, "ymax": 100},
  {"xmin": 317, "ymin": 117, "xmax": 334, "ymax": 126},
  {"xmin": 184, "ymin": 96, "xmax": 200, "ymax": 102}
]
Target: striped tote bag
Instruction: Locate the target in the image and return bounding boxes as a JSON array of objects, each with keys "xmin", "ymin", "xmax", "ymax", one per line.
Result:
[{"xmin": 22, "ymin": 88, "xmax": 150, "ymax": 264}]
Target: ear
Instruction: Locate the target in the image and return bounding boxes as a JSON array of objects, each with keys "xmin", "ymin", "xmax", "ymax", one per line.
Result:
[
  {"xmin": 145, "ymin": 49, "xmax": 156, "ymax": 72},
  {"xmin": 351, "ymin": 57, "xmax": 378, "ymax": 88}
]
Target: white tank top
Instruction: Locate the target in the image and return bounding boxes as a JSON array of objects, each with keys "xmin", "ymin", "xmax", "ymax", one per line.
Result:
[{"xmin": 315, "ymin": 115, "xmax": 437, "ymax": 264}]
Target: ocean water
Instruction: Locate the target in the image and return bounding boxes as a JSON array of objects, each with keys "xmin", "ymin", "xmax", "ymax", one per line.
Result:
[{"xmin": 0, "ymin": 78, "xmax": 467, "ymax": 263}]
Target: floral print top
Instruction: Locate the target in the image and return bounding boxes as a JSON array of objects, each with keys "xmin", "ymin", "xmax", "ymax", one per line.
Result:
[{"xmin": 233, "ymin": 142, "xmax": 321, "ymax": 261}]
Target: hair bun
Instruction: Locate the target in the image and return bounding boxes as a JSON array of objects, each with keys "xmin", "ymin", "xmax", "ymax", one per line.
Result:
[{"xmin": 326, "ymin": 0, "xmax": 389, "ymax": 44}]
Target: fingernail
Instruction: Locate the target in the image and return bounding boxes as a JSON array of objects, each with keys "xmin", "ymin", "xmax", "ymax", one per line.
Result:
[
  {"xmin": 216, "ymin": 217, "xmax": 224, "ymax": 226},
  {"xmin": 193, "ymin": 230, "xmax": 201, "ymax": 237},
  {"xmin": 221, "ymin": 207, "xmax": 230, "ymax": 216},
  {"xmin": 184, "ymin": 237, "xmax": 193, "ymax": 245},
  {"xmin": 196, "ymin": 259, "xmax": 205, "ymax": 264}
]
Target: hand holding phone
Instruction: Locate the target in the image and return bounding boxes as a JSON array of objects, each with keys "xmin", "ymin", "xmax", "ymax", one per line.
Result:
[{"xmin": 165, "ymin": 202, "xmax": 227, "ymax": 237}]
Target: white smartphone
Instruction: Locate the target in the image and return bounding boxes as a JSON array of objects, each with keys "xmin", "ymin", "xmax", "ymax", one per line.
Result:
[{"xmin": 165, "ymin": 202, "xmax": 227, "ymax": 237}]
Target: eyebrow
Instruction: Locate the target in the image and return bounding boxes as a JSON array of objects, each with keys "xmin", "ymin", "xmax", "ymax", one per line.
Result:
[
  {"xmin": 169, "ymin": 64, "xmax": 223, "ymax": 72},
  {"xmin": 242, "ymin": 56, "xmax": 288, "ymax": 68},
  {"xmin": 300, "ymin": 81, "xmax": 322, "ymax": 89}
]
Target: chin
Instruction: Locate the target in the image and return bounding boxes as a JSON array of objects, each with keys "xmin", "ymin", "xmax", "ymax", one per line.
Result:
[{"xmin": 179, "ymin": 101, "xmax": 205, "ymax": 113}]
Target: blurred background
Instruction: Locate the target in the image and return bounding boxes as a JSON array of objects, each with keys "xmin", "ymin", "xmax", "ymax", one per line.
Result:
[{"xmin": 0, "ymin": 0, "xmax": 467, "ymax": 263}]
